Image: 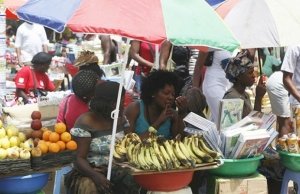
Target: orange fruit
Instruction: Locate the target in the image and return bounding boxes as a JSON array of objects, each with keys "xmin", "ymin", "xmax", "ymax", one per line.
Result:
[
  {"xmin": 66, "ymin": 140, "xmax": 77, "ymax": 150},
  {"xmin": 60, "ymin": 132, "xmax": 71, "ymax": 143},
  {"xmin": 54, "ymin": 122, "xmax": 67, "ymax": 134},
  {"xmin": 49, "ymin": 143, "xmax": 60, "ymax": 153},
  {"xmin": 49, "ymin": 132, "xmax": 60, "ymax": 143},
  {"xmin": 45, "ymin": 141, "xmax": 51, "ymax": 147},
  {"xmin": 38, "ymin": 143, "xmax": 48, "ymax": 154},
  {"xmin": 42, "ymin": 130, "xmax": 52, "ymax": 141},
  {"xmin": 57, "ymin": 141, "xmax": 66, "ymax": 151}
]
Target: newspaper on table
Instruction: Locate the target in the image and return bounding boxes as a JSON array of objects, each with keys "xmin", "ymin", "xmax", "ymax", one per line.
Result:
[{"xmin": 183, "ymin": 112, "xmax": 223, "ymax": 157}]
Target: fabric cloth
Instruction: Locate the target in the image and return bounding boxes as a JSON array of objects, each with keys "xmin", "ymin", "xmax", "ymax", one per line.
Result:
[
  {"xmin": 64, "ymin": 166, "xmax": 140, "ymax": 194},
  {"xmin": 223, "ymin": 50, "xmax": 254, "ymax": 83},
  {"xmin": 134, "ymin": 42, "xmax": 155, "ymax": 76},
  {"xmin": 15, "ymin": 23, "xmax": 48, "ymax": 63},
  {"xmin": 203, "ymin": 50, "xmax": 232, "ymax": 123},
  {"xmin": 223, "ymin": 87, "xmax": 252, "ymax": 118},
  {"xmin": 57, "ymin": 94, "xmax": 89, "ymax": 131},
  {"xmin": 266, "ymin": 71, "xmax": 290, "ymax": 117},
  {"xmin": 135, "ymin": 100, "xmax": 171, "ymax": 138},
  {"xmin": 262, "ymin": 48, "xmax": 281, "ymax": 77},
  {"xmin": 70, "ymin": 127, "xmax": 124, "ymax": 167},
  {"xmin": 281, "ymin": 46, "xmax": 300, "ymax": 105},
  {"xmin": 14, "ymin": 66, "xmax": 55, "ymax": 94}
]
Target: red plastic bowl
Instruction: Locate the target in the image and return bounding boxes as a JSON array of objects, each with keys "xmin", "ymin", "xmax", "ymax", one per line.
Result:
[{"xmin": 133, "ymin": 171, "xmax": 194, "ymax": 192}]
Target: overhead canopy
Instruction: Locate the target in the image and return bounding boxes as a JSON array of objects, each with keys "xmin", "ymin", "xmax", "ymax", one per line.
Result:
[{"xmin": 17, "ymin": 0, "xmax": 240, "ymax": 51}]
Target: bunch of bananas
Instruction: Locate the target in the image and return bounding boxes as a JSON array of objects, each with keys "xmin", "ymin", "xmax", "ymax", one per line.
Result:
[{"xmin": 113, "ymin": 133, "xmax": 220, "ymax": 171}]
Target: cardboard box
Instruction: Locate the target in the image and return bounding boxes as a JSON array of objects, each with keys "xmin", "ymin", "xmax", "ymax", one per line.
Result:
[{"xmin": 207, "ymin": 173, "xmax": 268, "ymax": 194}]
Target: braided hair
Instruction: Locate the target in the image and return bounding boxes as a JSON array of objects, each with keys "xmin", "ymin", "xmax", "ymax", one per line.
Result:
[{"xmin": 72, "ymin": 70, "xmax": 99, "ymax": 102}]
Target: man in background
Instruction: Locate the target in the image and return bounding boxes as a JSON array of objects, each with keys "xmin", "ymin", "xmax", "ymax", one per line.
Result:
[{"xmin": 15, "ymin": 21, "xmax": 48, "ymax": 67}]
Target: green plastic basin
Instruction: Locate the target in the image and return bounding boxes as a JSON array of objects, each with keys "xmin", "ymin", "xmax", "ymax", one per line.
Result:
[
  {"xmin": 279, "ymin": 151, "xmax": 300, "ymax": 172},
  {"xmin": 209, "ymin": 155, "xmax": 264, "ymax": 177}
]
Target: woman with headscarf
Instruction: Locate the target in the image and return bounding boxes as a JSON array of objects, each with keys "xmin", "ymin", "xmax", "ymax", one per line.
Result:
[
  {"xmin": 65, "ymin": 81, "xmax": 140, "ymax": 194},
  {"xmin": 67, "ymin": 50, "xmax": 106, "ymax": 78},
  {"xmin": 14, "ymin": 52, "xmax": 55, "ymax": 104},
  {"xmin": 223, "ymin": 50, "xmax": 266, "ymax": 118},
  {"xmin": 57, "ymin": 70, "xmax": 100, "ymax": 131}
]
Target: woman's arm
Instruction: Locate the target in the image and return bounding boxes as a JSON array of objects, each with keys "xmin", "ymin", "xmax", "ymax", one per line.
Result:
[
  {"xmin": 16, "ymin": 88, "xmax": 29, "ymax": 104},
  {"xmin": 254, "ymin": 76, "xmax": 266, "ymax": 112},
  {"xmin": 170, "ymin": 111, "xmax": 184, "ymax": 138},
  {"xmin": 124, "ymin": 102, "xmax": 139, "ymax": 134},
  {"xmin": 100, "ymin": 35, "xmax": 112, "ymax": 65},
  {"xmin": 159, "ymin": 40, "xmax": 172, "ymax": 70},
  {"xmin": 192, "ymin": 51, "xmax": 208, "ymax": 87},
  {"xmin": 129, "ymin": 40, "xmax": 154, "ymax": 68},
  {"xmin": 74, "ymin": 136, "xmax": 112, "ymax": 193},
  {"xmin": 283, "ymin": 71, "xmax": 300, "ymax": 102}
]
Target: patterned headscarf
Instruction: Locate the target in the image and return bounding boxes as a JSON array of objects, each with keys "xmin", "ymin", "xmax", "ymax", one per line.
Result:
[
  {"xmin": 74, "ymin": 50, "xmax": 99, "ymax": 67},
  {"xmin": 223, "ymin": 50, "xmax": 254, "ymax": 83}
]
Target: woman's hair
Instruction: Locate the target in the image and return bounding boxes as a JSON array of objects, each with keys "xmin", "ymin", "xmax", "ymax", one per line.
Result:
[
  {"xmin": 89, "ymin": 81, "xmax": 125, "ymax": 119},
  {"xmin": 72, "ymin": 70, "xmax": 99, "ymax": 102},
  {"xmin": 79, "ymin": 62, "xmax": 105, "ymax": 78},
  {"xmin": 141, "ymin": 70, "xmax": 179, "ymax": 105},
  {"xmin": 74, "ymin": 50, "xmax": 105, "ymax": 78},
  {"xmin": 31, "ymin": 52, "xmax": 53, "ymax": 66}
]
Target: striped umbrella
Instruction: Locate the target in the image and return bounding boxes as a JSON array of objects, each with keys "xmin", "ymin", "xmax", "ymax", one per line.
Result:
[
  {"xmin": 214, "ymin": 0, "xmax": 300, "ymax": 48},
  {"xmin": 16, "ymin": 0, "xmax": 240, "ymax": 51}
]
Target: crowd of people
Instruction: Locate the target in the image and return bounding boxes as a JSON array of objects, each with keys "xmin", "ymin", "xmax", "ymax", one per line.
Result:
[{"xmin": 5, "ymin": 19, "xmax": 300, "ymax": 194}]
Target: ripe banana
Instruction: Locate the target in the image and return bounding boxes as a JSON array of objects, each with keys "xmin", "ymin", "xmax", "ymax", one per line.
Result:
[
  {"xmin": 191, "ymin": 137, "xmax": 214, "ymax": 163},
  {"xmin": 132, "ymin": 142, "xmax": 141, "ymax": 168},
  {"xmin": 115, "ymin": 144, "xmax": 127, "ymax": 156},
  {"xmin": 178, "ymin": 140, "xmax": 196, "ymax": 167},
  {"xmin": 126, "ymin": 141, "xmax": 136, "ymax": 163},
  {"xmin": 163, "ymin": 140, "xmax": 181, "ymax": 168},
  {"xmin": 152, "ymin": 141, "xmax": 167, "ymax": 170},
  {"xmin": 198, "ymin": 138, "xmax": 218, "ymax": 159},
  {"xmin": 186, "ymin": 138, "xmax": 203, "ymax": 164},
  {"xmin": 159, "ymin": 144, "xmax": 174, "ymax": 169},
  {"xmin": 144, "ymin": 145, "xmax": 156, "ymax": 170},
  {"xmin": 173, "ymin": 141, "xmax": 192, "ymax": 168},
  {"xmin": 137, "ymin": 145, "xmax": 150, "ymax": 170},
  {"xmin": 149, "ymin": 147, "xmax": 163, "ymax": 171},
  {"xmin": 131, "ymin": 133, "xmax": 142, "ymax": 143}
]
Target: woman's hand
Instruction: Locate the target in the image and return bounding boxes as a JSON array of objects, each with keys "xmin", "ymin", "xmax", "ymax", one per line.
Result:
[
  {"xmin": 175, "ymin": 96, "xmax": 188, "ymax": 116},
  {"xmin": 152, "ymin": 104, "xmax": 174, "ymax": 129},
  {"xmin": 92, "ymin": 172, "xmax": 113, "ymax": 194},
  {"xmin": 256, "ymin": 76, "xmax": 267, "ymax": 99}
]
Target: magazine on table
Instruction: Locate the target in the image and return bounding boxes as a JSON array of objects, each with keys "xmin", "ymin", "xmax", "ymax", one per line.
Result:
[
  {"xmin": 183, "ymin": 112, "xmax": 223, "ymax": 157},
  {"xmin": 230, "ymin": 129, "xmax": 271, "ymax": 159},
  {"xmin": 218, "ymin": 98, "xmax": 244, "ymax": 131}
]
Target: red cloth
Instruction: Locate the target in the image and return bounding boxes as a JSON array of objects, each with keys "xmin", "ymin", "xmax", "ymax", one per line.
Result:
[
  {"xmin": 57, "ymin": 94, "xmax": 89, "ymax": 131},
  {"xmin": 14, "ymin": 66, "xmax": 55, "ymax": 94},
  {"xmin": 135, "ymin": 42, "xmax": 155, "ymax": 76},
  {"xmin": 65, "ymin": 63, "xmax": 79, "ymax": 77}
]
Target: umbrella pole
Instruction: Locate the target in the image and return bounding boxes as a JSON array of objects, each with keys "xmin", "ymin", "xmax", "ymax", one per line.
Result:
[
  {"xmin": 257, "ymin": 49, "xmax": 263, "ymax": 76},
  {"xmin": 107, "ymin": 38, "xmax": 131, "ymax": 180},
  {"xmin": 154, "ymin": 44, "xmax": 159, "ymax": 69}
]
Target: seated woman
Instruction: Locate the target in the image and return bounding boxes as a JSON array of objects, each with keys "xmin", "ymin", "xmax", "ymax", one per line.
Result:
[
  {"xmin": 57, "ymin": 70, "xmax": 100, "ymax": 131},
  {"xmin": 125, "ymin": 70, "xmax": 187, "ymax": 139},
  {"xmin": 65, "ymin": 81, "xmax": 139, "ymax": 194},
  {"xmin": 14, "ymin": 52, "xmax": 55, "ymax": 104},
  {"xmin": 223, "ymin": 50, "xmax": 266, "ymax": 118}
]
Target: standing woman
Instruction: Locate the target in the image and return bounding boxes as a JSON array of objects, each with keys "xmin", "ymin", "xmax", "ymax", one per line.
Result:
[
  {"xmin": 14, "ymin": 52, "xmax": 55, "ymax": 104},
  {"xmin": 65, "ymin": 81, "xmax": 140, "ymax": 194},
  {"xmin": 129, "ymin": 40, "xmax": 156, "ymax": 93},
  {"xmin": 125, "ymin": 70, "xmax": 187, "ymax": 139}
]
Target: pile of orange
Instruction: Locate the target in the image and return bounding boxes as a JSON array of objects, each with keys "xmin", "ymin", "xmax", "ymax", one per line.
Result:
[{"xmin": 37, "ymin": 122, "xmax": 77, "ymax": 154}]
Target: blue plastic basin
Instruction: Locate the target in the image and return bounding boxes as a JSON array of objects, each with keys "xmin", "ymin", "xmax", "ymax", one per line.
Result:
[{"xmin": 0, "ymin": 173, "xmax": 49, "ymax": 194}]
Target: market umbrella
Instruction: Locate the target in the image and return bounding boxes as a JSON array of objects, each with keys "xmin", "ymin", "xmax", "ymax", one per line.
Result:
[
  {"xmin": 214, "ymin": 0, "xmax": 300, "ymax": 48},
  {"xmin": 16, "ymin": 0, "xmax": 240, "ymax": 51},
  {"xmin": 4, "ymin": 0, "xmax": 26, "ymax": 20},
  {"xmin": 16, "ymin": 0, "xmax": 240, "ymax": 180}
]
